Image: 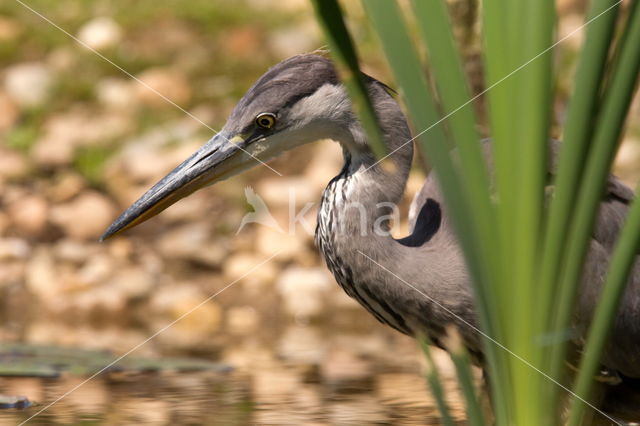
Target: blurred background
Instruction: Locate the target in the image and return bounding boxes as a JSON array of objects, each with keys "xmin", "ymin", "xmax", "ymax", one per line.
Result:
[{"xmin": 0, "ymin": 0, "xmax": 638, "ymax": 424}]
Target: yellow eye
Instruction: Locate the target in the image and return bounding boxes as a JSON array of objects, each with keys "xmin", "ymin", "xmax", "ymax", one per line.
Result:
[{"xmin": 255, "ymin": 112, "xmax": 276, "ymax": 129}]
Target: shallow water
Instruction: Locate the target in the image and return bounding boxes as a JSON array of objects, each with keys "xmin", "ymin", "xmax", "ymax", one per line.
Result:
[
  {"xmin": 0, "ymin": 320, "xmax": 468, "ymax": 425},
  {"xmin": 0, "ymin": 361, "xmax": 453, "ymax": 425}
]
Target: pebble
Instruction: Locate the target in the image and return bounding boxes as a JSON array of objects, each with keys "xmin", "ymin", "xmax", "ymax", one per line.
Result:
[
  {"xmin": 276, "ymin": 266, "xmax": 331, "ymax": 318},
  {"xmin": 50, "ymin": 191, "xmax": 117, "ymax": 239},
  {"xmin": 320, "ymin": 349, "xmax": 372, "ymax": 388},
  {"xmin": 0, "ymin": 91, "xmax": 19, "ymax": 131},
  {"xmin": 135, "ymin": 68, "xmax": 192, "ymax": 107},
  {"xmin": 96, "ymin": 78, "xmax": 138, "ymax": 110},
  {"xmin": 25, "ymin": 248, "xmax": 59, "ymax": 300},
  {"xmin": 77, "ymin": 17, "xmax": 122, "ymax": 50},
  {"xmin": 0, "ymin": 238, "xmax": 30, "ymax": 260},
  {"xmin": 4, "ymin": 62, "xmax": 53, "ymax": 108},
  {"xmin": 226, "ymin": 305, "xmax": 259, "ymax": 335},
  {"xmin": 47, "ymin": 172, "xmax": 86, "ymax": 203},
  {"xmin": 0, "ymin": 17, "xmax": 21, "ymax": 41},
  {"xmin": 108, "ymin": 267, "xmax": 154, "ymax": 299},
  {"xmin": 223, "ymin": 253, "xmax": 277, "ymax": 295},
  {"xmin": 150, "ymin": 284, "xmax": 222, "ymax": 333},
  {"xmin": 157, "ymin": 223, "xmax": 225, "ymax": 267},
  {"xmin": 7, "ymin": 194, "xmax": 49, "ymax": 235},
  {"xmin": 0, "ymin": 395, "xmax": 32, "ymax": 409},
  {"xmin": 0, "ymin": 147, "xmax": 29, "ymax": 180}
]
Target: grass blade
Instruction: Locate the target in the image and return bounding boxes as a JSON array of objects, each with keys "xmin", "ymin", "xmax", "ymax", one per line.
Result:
[
  {"xmin": 539, "ymin": 0, "xmax": 621, "ymax": 359},
  {"xmin": 419, "ymin": 337, "xmax": 456, "ymax": 426},
  {"xmin": 309, "ymin": 0, "xmax": 387, "ymax": 159},
  {"xmin": 550, "ymin": 0, "xmax": 640, "ymax": 387},
  {"xmin": 568, "ymin": 186, "xmax": 640, "ymax": 425},
  {"xmin": 445, "ymin": 328, "xmax": 487, "ymax": 426},
  {"xmin": 362, "ymin": 1, "xmax": 509, "ymax": 421}
]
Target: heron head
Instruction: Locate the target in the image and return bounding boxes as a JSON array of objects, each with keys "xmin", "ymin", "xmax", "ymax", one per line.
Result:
[{"xmin": 101, "ymin": 54, "xmax": 359, "ymax": 240}]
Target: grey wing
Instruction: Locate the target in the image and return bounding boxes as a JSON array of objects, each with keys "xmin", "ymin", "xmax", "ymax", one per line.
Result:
[{"xmin": 408, "ymin": 139, "xmax": 640, "ymax": 376}]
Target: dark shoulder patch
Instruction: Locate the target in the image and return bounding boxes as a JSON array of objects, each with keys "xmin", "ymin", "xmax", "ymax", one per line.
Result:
[{"xmin": 396, "ymin": 199, "xmax": 442, "ymax": 247}]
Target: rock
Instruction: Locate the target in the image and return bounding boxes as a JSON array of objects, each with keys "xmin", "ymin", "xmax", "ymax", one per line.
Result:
[
  {"xmin": 223, "ymin": 253, "xmax": 277, "ymax": 294},
  {"xmin": 54, "ymin": 238, "xmax": 93, "ymax": 263},
  {"xmin": 77, "ymin": 17, "xmax": 122, "ymax": 50},
  {"xmin": 96, "ymin": 78, "xmax": 138, "ymax": 110},
  {"xmin": 25, "ymin": 248, "xmax": 59, "ymax": 300},
  {"xmin": 0, "ymin": 238, "xmax": 30, "ymax": 260},
  {"xmin": 76, "ymin": 253, "xmax": 114, "ymax": 286},
  {"xmin": 4, "ymin": 62, "xmax": 53, "ymax": 108},
  {"xmin": 150, "ymin": 284, "xmax": 222, "ymax": 334},
  {"xmin": 276, "ymin": 267, "xmax": 331, "ymax": 318},
  {"xmin": 107, "ymin": 267, "xmax": 154, "ymax": 299},
  {"xmin": 50, "ymin": 191, "xmax": 117, "ymax": 239},
  {"xmin": 321, "ymin": 349, "xmax": 372, "ymax": 388},
  {"xmin": 135, "ymin": 68, "xmax": 191, "ymax": 107},
  {"xmin": 73, "ymin": 285, "xmax": 127, "ymax": 312},
  {"xmin": 157, "ymin": 223, "xmax": 226, "ymax": 267},
  {"xmin": 7, "ymin": 194, "xmax": 49, "ymax": 235},
  {"xmin": 277, "ymin": 325, "xmax": 325, "ymax": 363},
  {"xmin": 255, "ymin": 226, "xmax": 310, "ymax": 261},
  {"xmin": 0, "ymin": 91, "xmax": 20, "ymax": 131},
  {"xmin": 0, "ymin": 395, "xmax": 32, "ymax": 409},
  {"xmin": 0, "ymin": 17, "xmax": 21, "ymax": 41},
  {"xmin": 226, "ymin": 305, "xmax": 259, "ymax": 335},
  {"xmin": 47, "ymin": 172, "xmax": 86, "ymax": 202},
  {"xmin": 32, "ymin": 132, "xmax": 74, "ymax": 167},
  {"xmin": 33, "ymin": 110, "xmax": 133, "ymax": 167},
  {"xmin": 0, "ymin": 147, "xmax": 28, "ymax": 180}
]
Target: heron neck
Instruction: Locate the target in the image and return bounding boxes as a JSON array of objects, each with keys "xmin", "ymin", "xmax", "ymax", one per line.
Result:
[{"xmin": 315, "ymin": 113, "xmax": 414, "ymax": 252}]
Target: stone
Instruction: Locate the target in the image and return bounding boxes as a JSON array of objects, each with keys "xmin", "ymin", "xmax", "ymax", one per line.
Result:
[
  {"xmin": 0, "ymin": 91, "xmax": 20, "ymax": 131},
  {"xmin": 277, "ymin": 325, "xmax": 325, "ymax": 363},
  {"xmin": 226, "ymin": 305, "xmax": 259, "ymax": 335},
  {"xmin": 223, "ymin": 253, "xmax": 277, "ymax": 294},
  {"xmin": 150, "ymin": 284, "xmax": 222, "ymax": 333},
  {"xmin": 25, "ymin": 248, "xmax": 59, "ymax": 300},
  {"xmin": 255, "ymin": 226, "xmax": 310, "ymax": 261},
  {"xmin": 50, "ymin": 191, "xmax": 117, "ymax": 239},
  {"xmin": 157, "ymin": 222, "xmax": 226, "ymax": 267},
  {"xmin": 96, "ymin": 78, "xmax": 138, "ymax": 110},
  {"xmin": 54, "ymin": 238, "xmax": 93, "ymax": 263},
  {"xmin": 47, "ymin": 172, "xmax": 86, "ymax": 202},
  {"xmin": 73, "ymin": 285, "xmax": 127, "ymax": 313},
  {"xmin": 4, "ymin": 62, "xmax": 53, "ymax": 108},
  {"xmin": 0, "ymin": 238, "xmax": 31, "ymax": 260},
  {"xmin": 107, "ymin": 267, "xmax": 154, "ymax": 299},
  {"xmin": 0, "ymin": 147, "xmax": 28, "ymax": 180},
  {"xmin": 7, "ymin": 194, "xmax": 49, "ymax": 235},
  {"xmin": 276, "ymin": 266, "xmax": 331, "ymax": 318},
  {"xmin": 77, "ymin": 17, "xmax": 122, "ymax": 50},
  {"xmin": 75, "ymin": 253, "xmax": 114, "ymax": 286},
  {"xmin": 0, "ymin": 16, "xmax": 21, "ymax": 41},
  {"xmin": 135, "ymin": 68, "xmax": 191, "ymax": 107},
  {"xmin": 321, "ymin": 349, "xmax": 372, "ymax": 387}
]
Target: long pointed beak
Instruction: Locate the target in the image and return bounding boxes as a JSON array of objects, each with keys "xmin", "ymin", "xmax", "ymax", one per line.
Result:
[{"xmin": 101, "ymin": 132, "xmax": 250, "ymax": 241}]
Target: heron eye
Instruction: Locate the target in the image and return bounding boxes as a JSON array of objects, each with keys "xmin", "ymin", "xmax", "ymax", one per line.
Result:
[{"xmin": 255, "ymin": 113, "xmax": 276, "ymax": 129}]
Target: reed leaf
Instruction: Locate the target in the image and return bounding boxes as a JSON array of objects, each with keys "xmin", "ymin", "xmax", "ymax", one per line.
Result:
[{"xmin": 309, "ymin": 0, "xmax": 387, "ymax": 159}]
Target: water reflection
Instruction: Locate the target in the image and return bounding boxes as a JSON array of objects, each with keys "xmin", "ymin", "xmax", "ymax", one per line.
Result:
[{"xmin": 0, "ymin": 323, "xmax": 466, "ymax": 425}]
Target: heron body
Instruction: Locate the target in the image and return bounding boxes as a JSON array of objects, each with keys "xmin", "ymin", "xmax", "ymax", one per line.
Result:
[{"xmin": 102, "ymin": 54, "xmax": 640, "ymax": 378}]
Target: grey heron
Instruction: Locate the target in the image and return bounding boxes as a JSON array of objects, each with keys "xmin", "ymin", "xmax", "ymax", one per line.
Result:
[{"xmin": 101, "ymin": 54, "xmax": 640, "ymax": 380}]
